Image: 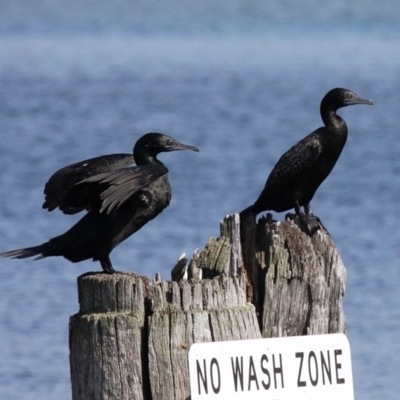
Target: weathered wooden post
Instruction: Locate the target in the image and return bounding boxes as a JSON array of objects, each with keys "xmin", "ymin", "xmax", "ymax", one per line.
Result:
[
  {"xmin": 69, "ymin": 213, "xmax": 347, "ymax": 399},
  {"xmin": 69, "ymin": 273, "xmax": 151, "ymax": 399}
]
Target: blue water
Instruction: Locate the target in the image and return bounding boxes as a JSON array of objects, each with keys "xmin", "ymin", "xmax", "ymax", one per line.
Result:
[{"xmin": 0, "ymin": 1, "xmax": 399, "ymax": 399}]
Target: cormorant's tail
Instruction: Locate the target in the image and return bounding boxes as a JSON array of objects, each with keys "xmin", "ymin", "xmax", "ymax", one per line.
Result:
[
  {"xmin": 0, "ymin": 243, "xmax": 58, "ymax": 261},
  {"xmin": 239, "ymin": 204, "xmax": 256, "ymax": 216}
]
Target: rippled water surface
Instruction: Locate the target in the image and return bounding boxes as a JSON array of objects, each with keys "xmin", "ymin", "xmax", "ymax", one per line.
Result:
[{"xmin": 0, "ymin": 1, "xmax": 399, "ymax": 399}]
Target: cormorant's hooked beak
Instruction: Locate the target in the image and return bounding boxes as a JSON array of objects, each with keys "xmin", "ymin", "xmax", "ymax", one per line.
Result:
[
  {"xmin": 346, "ymin": 96, "xmax": 374, "ymax": 106},
  {"xmin": 166, "ymin": 142, "xmax": 199, "ymax": 153}
]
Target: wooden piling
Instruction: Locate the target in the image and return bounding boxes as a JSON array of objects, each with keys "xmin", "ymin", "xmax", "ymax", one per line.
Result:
[{"xmin": 69, "ymin": 213, "xmax": 347, "ymax": 399}]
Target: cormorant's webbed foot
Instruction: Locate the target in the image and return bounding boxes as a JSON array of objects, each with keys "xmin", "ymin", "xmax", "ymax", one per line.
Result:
[
  {"xmin": 100, "ymin": 256, "xmax": 117, "ymax": 274},
  {"xmin": 287, "ymin": 202, "xmax": 323, "ymax": 236},
  {"xmin": 297, "ymin": 214, "xmax": 322, "ymax": 236}
]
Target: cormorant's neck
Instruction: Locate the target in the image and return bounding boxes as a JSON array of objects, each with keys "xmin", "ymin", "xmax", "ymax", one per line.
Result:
[
  {"xmin": 134, "ymin": 150, "xmax": 164, "ymax": 167},
  {"xmin": 320, "ymin": 108, "xmax": 347, "ymax": 131}
]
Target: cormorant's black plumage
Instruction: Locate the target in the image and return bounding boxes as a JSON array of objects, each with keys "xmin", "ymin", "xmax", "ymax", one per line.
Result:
[
  {"xmin": 1, "ymin": 133, "xmax": 199, "ymax": 273},
  {"xmin": 241, "ymin": 88, "xmax": 373, "ymax": 230},
  {"xmin": 43, "ymin": 153, "xmax": 134, "ymax": 214}
]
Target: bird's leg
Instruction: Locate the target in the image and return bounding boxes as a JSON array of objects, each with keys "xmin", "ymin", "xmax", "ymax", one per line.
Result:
[
  {"xmin": 100, "ymin": 256, "xmax": 116, "ymax": 274},
  {"xmin": 304, "ymin": 203, "xmax": 330, "ymax": 236},
  {"xmin": 294, "ymin": 201, "xmax": 321, "ymax": 236},
  {"xmin": 304, "ymin": 203, "xmax": 313, "ymax": 216},
  {"xmin": 294, "ymin": 201, "xmax": 303, "ymax": 216},
  {"xmin": 284, "ymin": 201, "xmax": 301, "ymax": 222}
]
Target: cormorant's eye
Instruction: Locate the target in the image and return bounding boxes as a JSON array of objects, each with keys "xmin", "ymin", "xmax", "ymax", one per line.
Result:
[
  {"xmin": 166, "ymin": 139, "xmax": 173, "ymax": 146},
  {"xmin": 345, "ymin": 92, "xmax": 353, "ymax": 100}
]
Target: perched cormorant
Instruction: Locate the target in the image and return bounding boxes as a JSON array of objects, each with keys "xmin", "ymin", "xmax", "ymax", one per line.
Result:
[
  {"xmin": 240, "ymin": 88, "xmax": 373, "ymax": 232},
  {"xmin": 0, "ymin": 133, "xmax": 199, "ymax": 273}
]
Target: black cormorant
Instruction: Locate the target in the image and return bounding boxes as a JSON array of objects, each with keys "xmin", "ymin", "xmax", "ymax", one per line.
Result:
[
  {"xmin": 240, "ymin": 88, "xmax": 373, "ymax": 232},
  {"xmin": 0, "ymin": 133, "xmax": 199, "ymax": 273}
]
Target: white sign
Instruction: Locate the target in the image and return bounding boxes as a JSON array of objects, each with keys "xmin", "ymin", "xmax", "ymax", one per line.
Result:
[{"xmin": 189, "ymin": 333, "xmax": 354, "ymax": 399}]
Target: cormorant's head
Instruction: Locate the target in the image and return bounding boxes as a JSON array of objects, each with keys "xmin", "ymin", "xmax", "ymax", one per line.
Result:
[
  {"xmin": 134, "ymin": 133, "xmax": 199, "ymax": 162},
  {"xmin": 322, "ymin": 88, "xmax": 373, "ymax": 111}
]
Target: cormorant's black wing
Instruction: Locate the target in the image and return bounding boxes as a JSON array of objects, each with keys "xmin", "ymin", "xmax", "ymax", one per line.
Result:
[
  {"xmin": 63, "ymin": 164, "xmax": 169, "ymax": 215},
  {"xmin": 43, "ymin": 153, "xmax": 134, "ymax": 214},
  {"xmin": 266, "ymin": 131, "xmax": 322, "ymax": 188}
]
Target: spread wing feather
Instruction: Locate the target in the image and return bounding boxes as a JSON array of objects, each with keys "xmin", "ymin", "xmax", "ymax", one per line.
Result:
[
  {"xmin": 66, "ymin": 164, "xmax": 168, "ymax": 214},
  {"xmin": 42, "ymin": 153, "xmax": 134, "ymax": 214}
]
